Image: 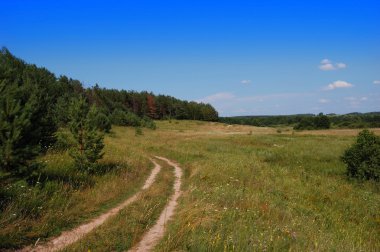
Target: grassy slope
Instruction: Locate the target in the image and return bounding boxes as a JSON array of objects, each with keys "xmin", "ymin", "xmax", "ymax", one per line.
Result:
[{"xmin": 1, "ymin": 121, "xmax": 379, "ymax": 250}]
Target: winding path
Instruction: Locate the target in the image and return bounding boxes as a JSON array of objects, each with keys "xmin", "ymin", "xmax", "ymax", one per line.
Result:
[
  {"xmin": 19, "ymin": 159, "xmax": 162, "ymax": 252},
  {"xmin": 129, "ymin": 156, "xmax": 183, "ymax": 252}
]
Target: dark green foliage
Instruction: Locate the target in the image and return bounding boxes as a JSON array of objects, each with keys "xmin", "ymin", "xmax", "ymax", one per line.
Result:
[
  {"xmin": 87, "ymin": 106, "xmax": 112, "ymax": 133},
  {"xmin": 220, "ymin": 112, "xmax": 380, "ymax": 129},
  {"xmin": 141, "ymin": 116, "xmax": 157, "ymax": 130},
  {"xmin": 314, "ymin": 113, "xmax": 331, "ymax": 129},
  {"xmin": 87, "ymin": 88, "xmax": 218, "ymax": 122},
  {"xmin": 110, "ymin": 109, "xmax": 128, "ymax": 126},
  {"xmin": 125, "ymin": 112, "xmax": 141, "ymax": 127},
  {"xmin": 342, "ymin": 129, "xmax": 380, "ymax": 180},
  {"xmin": 95, "ymin": 113, "xmax": 112, "ymax": 133},
  {"xmin": 293, "ymin": 113, "xmax": 330, "ymax": 130},
  {"xmin": 0, "ymin": 48, "xmax": 57, "ymax": 177},
  {"xmin": 293, "ymin": 117, "xmax": 315, "ymax": 130},
  {"xmin": 53, "ymin": 130, "xmax": 76, "ymax": 151},
  {"xmin": 68, "ymin": 97, "xmax": 105, "ymax": 172}
]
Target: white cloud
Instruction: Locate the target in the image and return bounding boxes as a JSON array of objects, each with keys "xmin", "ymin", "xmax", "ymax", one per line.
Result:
[
  {"xmin": 241, "ymin": 80, "xmax": 251, "ymax": 84},
  {"xmin": 318, "ymin": 98, "xmax": 329, "ymax": 104},
  {"xmin": 319, "ymin": 59, "xmax": 347, "ymax": 71},
  {"xmin": 324, "ymin": 80, "xmax": 353, "ymax": 90},
  {"xmin": 374, "ymin": 80, "xmax": 380, "ymax": 85},
  {"xmin": 336, "ymin": 63, "xmax": 347, "ymax": 69},
  {"xmin": 197, "ymin": 92, "xmax": 235, "ymax": 103},
  {"xmin": 321, "ymin": 59, "xmax": 331, "ymax": 64},
  {"xmin": 319, "ymin": 63, "xmax": 335, "ymax": 71}
]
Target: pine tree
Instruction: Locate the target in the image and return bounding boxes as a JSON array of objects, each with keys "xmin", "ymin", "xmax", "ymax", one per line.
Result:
[
  {"xmin": 68, "ymin": 97, "xmax": 104, "ymax": 172},
  {"xmin": 0, "ymin": 80, "xmax": 40, "ymax": 176}
]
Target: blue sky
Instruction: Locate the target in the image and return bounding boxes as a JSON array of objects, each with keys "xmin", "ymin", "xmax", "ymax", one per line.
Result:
[{"xmin": 1, "ymin": 0, "xmax": 379, "ymax": 116}]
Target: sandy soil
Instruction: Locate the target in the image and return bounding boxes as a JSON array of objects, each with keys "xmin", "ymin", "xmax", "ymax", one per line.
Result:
[
  {"xmin": 18, "ymin": 159, "xmax": 162, "ymax": 252},
  {"xmin": 129, "ymin": 156, "xmax": 183, "ymax": 252}
]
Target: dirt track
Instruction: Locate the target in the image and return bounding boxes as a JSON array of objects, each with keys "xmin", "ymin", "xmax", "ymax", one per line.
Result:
[
  {"xmin": 19, "ymin": 159, "xmax": 162, "ymax": 252},
  {"xmin": 129, "ymin": 156, "xmax": 183, "ymax": 252}
]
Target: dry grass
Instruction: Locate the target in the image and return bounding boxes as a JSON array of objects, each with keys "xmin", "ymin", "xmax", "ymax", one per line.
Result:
[
  {"xmin": 2, "ymin": 120, "xmax": 379, "ymax": 251},
  {"xmin": 64, "ymin": 159, "xmax": 174, "ymax": 252}
]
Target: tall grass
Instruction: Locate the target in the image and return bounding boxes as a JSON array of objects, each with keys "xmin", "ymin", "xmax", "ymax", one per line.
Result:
[
  {"xmin": 0, "ymin": 128, "xmax": 151, "ymax": 249},
  {"xmin": 152, "ymin": 129, "xmax": 380, "ymax": 251},
  {"xmin": 64, "ymin": 159, "xmax": 174, "ymax": 251},
  {"xmin": 1, "ymin": 121, "xmax": 379, "ymax": 250}
]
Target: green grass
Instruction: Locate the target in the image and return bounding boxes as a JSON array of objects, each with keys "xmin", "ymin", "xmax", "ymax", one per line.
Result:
[
  {"xmin": 64, "ymin": 159, "xmax": 174, "ymax": 251},
  {"xmin": 1, "ymin": 121, "xmax": 379, "ymax": 251},
  {"xmin": 0, "ymin": 128, "xmax": 152, "ymax": 249},
  {"xmin": 151, "ymin": 128, "xmax": 380, "ymax": 251}
]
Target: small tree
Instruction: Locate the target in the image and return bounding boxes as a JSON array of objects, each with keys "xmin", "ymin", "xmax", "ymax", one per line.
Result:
[
  {"xmin": 68, "ymin": 97, "xmax": 104, "ymax": 172},
  {"xmin": 342, "ymin": 129, "xmax": 380, "ymax": 180}
]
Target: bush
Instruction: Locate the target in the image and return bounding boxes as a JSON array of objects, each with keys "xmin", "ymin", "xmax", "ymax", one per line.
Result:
[
  {"xmin": 141, "ymin": 116, "xmax": 156, "ymax": 130},
  {"xmin": 93, "ymin": 112, "xmax": 112, "ymax": 133},
  {"xmin": 342, "ymin": 129, "xmax": 380, "ymax": 181},
  {"xmin": 294, "ymin": 113, "xmax": 330, "ymax": 130},
  {"xmin": 110, "ymin": 109, "xmax": 128, "ymax": 126},
  {"xmin": 125, "ymin": 112, "xmax": 141, "ymax": 127}
]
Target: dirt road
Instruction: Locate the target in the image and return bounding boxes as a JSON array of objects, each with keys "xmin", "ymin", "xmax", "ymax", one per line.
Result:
[
  {"xmin": 128, "ymin": 156, "xmax": 183, "ymax": 252},
  {"xmin": 19, "ymin": 159, "xmax": 162, "ymax": 252}
]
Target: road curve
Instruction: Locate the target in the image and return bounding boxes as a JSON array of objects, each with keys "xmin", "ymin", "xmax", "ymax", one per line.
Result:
[{"xmin": 19, "ymin": 159, "xmax": 162, "ymax": 252}]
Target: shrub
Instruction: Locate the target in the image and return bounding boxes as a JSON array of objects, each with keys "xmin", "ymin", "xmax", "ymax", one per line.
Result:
[
  {"xmin": 125, "ymin": 112, "xmax": 141, "ymax": 127},
  {"xmin": 110, "ymin": 109, "xmax": 128, "ymax": 126},
  {"xmin": 96, "ymin": 113, "xmax": 112, "ymax": 133},
  {"xmin": 294, "ymin": 113, "xmax": 331, "ymax": 130},
  {"xmin": 141, "ymin": 116, "xmax": 156, "ymax": 130},
  {"xmin": 294, "ymin": 117, "xmax": 314, "ymax": 130},
  {"xmin": 342, "ymin": 129, "xmax": 380, "ymax": 181}
]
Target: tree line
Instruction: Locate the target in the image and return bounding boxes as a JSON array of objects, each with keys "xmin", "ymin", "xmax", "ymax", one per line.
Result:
[
  {"xmin": 0, "ymin": 47, "xmax": 218, "ymax": 179},
  {"xmin": 220, "ymin": 112, "xmax": 380, "ymax": 130}
]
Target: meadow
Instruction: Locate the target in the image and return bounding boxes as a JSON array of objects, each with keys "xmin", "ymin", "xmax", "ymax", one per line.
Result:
[{"xmin": 1, "ymin": 121, "xmax": 379, "ymax": 251}]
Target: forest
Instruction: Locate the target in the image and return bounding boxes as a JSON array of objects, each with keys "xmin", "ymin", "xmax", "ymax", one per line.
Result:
[
  {"xmin": 0, "ymin": 47, "xmax": 218, "ymax": 182},
  {"xmin": 220, "ymin": 112, "xmax": 380, "ymax": 129}
]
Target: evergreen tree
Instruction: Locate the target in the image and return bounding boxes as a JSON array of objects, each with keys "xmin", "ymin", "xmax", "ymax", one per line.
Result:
[
  {"xmin": 0, "ymin": 48, "xmax": 58, "ymax": 176},
  {"xmin": 68, "ymin": 97, "xmax": 104, "ymax": 172},
  {"xmin": 0, "ymin": 80, "xmax": 40, "ymax": 176}
]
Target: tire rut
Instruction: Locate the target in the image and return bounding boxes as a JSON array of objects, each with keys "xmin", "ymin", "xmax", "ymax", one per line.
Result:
[
  {"xmin": 18, "ymin": 159, "xmax": 162, "ymax": 252},
  {"xmin": 128, "ymin": 156, "xmax": 183, "ymax": 252}
]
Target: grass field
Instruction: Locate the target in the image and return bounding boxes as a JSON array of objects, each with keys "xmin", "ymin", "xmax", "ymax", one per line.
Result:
[{"xmin": 1, "ymin": 121, "xmax": 379, "ymax": 251}]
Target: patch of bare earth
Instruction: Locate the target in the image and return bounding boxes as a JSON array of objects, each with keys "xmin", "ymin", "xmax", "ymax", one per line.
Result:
[
  {"xmin": 129, "ymin": 156, "xmax": 183, "ymax": 252},
  {"xmin": 18, "ymin": 159, "xmax": 162, "ymax": 252}
]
